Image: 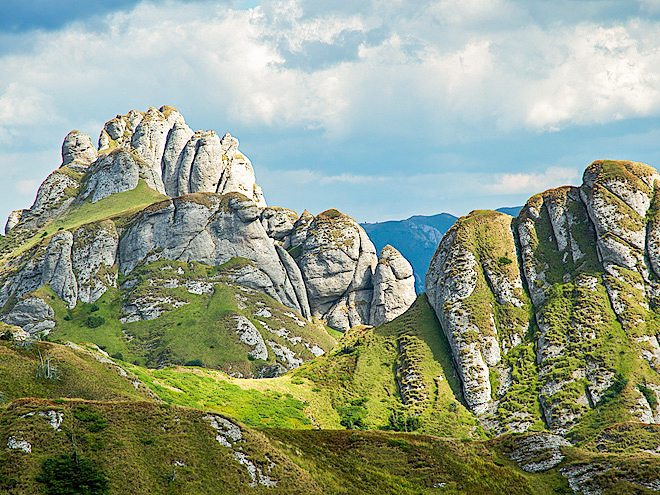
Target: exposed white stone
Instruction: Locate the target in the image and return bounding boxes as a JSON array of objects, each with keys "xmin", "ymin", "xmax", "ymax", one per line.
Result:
[
  {"xmin": 7, "ymin": 435, "xmax": 31, "ymax": 453},
  {"xmin": 370, "ymin": 245, "xmax": 416, "ymax": 326},
  {"xmin": 62, "ymin": 130, "xmax": 97, "ymax": 167},
  {"xmin": 234, "ymin": 315, "xmax": 268, "ymax": 360}
]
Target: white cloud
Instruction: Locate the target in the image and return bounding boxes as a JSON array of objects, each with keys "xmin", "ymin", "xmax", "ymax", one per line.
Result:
[
  {"xmin": 0, "ymin": 0, "xmax": 658, "ymax": 142},
  {"xmin": 0, "ymin": 83, "xmax": 58, "ymax": 127},
  {"xmin": 485, "ymin": 167, "xmax": 580, "ymax": 194},
  {"xmin": 1, "ymin": 0, "xmax": 660, "ymax": 225}
]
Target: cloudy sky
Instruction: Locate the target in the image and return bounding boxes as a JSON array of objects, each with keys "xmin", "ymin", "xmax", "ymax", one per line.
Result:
[{"xmin": 2, "ymin": 0, "xmax": 660, "ymax": 225}]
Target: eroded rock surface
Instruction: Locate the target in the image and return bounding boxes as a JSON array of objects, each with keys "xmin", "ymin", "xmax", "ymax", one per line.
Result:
[
  {"xmin": 427, "ymin": 160, "xmax": 660, "ymax": 436},
  {"xmin": 370, "ymin": 245, "xmax": 416, "ymax": 326}
]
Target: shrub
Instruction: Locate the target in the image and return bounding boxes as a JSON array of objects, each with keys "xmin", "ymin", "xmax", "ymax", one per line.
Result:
[
  {"xmin": 110, "ymin": 352, "xmax": 124, "ymax": 361},
  {"xmin": 600, "ymin": 373, "xmax": 628, "ymax": 403},
  {"xmin": 89, "ymin": 304, "xmax": 100, "ymax": 313},
  {"xmin": 387, "ymin": 410, "xmax": 423, "ymax": 432},
  {"xmin": 185, "ymin": 359, "xmax": 204, "ymax": 367},
  {"xmin": 638, "ymin": 382, "xmax": 659, "ymax": 410},
  {"xmin": 85, "ymin": 315, "xmax": 105, "ymax": 328},
  {"xmin": 36, "ymin": 453, "xmax": 108, "ymax": 495},
  {"xmin": 338, "ymin": 405, "xmax": 367, "ymax": 429},
  {"xmin": 498, "ymin": 256, "xmax": 513, "ymax": 265}
]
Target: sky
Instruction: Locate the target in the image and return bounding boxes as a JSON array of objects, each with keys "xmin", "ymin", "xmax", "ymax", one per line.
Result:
[{"xmin": 2, "ymin": 0, "xmax": 660, "ymax": 225}]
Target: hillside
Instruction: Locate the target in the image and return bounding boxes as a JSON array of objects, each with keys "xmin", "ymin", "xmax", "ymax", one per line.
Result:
[
  {"xmin": 2, "ymin": 104, "xmax": 660, "ymax": 493},
  {"xmin": 426, "ymin": 161, "xmax": 660, "ymax": 441},
  {"xmin": 2, "ymin": 341, "xmax": 658, "ymax": 494},
  {"xmin": 0, "ymin": 105, "xmax": 417, "ymax": 377}
]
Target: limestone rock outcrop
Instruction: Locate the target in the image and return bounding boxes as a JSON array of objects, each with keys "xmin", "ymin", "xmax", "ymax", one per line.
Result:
[
  {"xmin": 79, "ymin": 149, "xmax": 162, "ymax": 203},
  {"xmin": 0, "ymin": 105, "xmax": 417, "ymax": 352},
  {"xmin": 370, "ymin": 245, "xmax": 416, "ymax": 326},
  {"xmin": 426, "ymin": 211, "xmax": 529, "ymax": 419},
  {"xmin": 261, "ymin": 207, "xmax": 298, "ymax": 242},
  {"xmin": 71, "ymin": 220, "xmax": 118, "ymax": 303},
  {"xmin": 117, "ymin": 192, "xmax": 310, "ymax": 318},
  {"xmin": 297, "ymin": 209, "xmax": 377, "ymax": 330},
  {"xmin": 95, "ymin": 106, "xmax": 266, "ymax": 205},
  {"xmin": 61, "ymin": 130, "xmax": 97, "ymax": 169},
  {"xmin": 426, "ymin": 160, "xmax": 660, "ymax": 436}
]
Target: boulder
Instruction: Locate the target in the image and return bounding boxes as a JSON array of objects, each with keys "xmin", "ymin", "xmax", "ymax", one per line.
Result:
[
  {"xmin": 72, "ymin": 220, "xmax": 119, "ymax": 303},
  {"xmin": 61, "ymin": 130, "xmax": 97, "ymax": 168},
  {"xmin": 117, "ymin": 192, "xmax": 307, "ymax": 316},
  {"xmin": 369, "ymin": 245, "xmax": 416, "ymax": 326},
  {"xmin": 297, "ymin": 209, "xmax": 377, "ymax": 330}
]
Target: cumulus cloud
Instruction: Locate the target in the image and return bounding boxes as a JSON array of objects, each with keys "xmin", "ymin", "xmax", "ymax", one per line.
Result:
[
  {"xmin": 485, "ymin": 167, "xmax": 580, "ymax": 194},
  {"xmin": 0, "ymin": 0, "xmax": 659, "ymax": 140},
  {"xmin": 1, "ymin": 0, "xmax": 659, "ymax": 224}
]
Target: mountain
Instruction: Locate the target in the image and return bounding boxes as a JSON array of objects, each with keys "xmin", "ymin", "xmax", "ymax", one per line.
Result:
[
  {"xmin": 361, "ymin": 207, "xmax": 522, "ymax": 293},
  {"xmin": 426, "ymin": 160, "xmax": 660, "ymax": 439},
  {"xmin": 2, "ymin": 104, "xmax": 660, "ymax": 493},
  {"xmin": 0, "ymin": 105, "xmax": 416, "ymax": 377}
]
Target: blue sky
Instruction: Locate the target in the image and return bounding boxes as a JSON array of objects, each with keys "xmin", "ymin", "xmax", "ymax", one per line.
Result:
[{"xmin": 2, "ymin": 0, "xmax": 660, "ymax": 225}]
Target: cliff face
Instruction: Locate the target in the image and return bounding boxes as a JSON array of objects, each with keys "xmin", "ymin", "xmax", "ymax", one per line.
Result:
[
  {"xmin": 426, "ymin": 160, "xmax": 660, "ymax": 435},
  {"xmin": 0, "ymin": 105, "xmax": 416, "ymax": 375}
]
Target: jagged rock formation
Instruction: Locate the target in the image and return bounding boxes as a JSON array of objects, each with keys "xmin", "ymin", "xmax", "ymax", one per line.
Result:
[
  {"xmin": 297, "ymin": 209, "xmax": 377, "ymax": 330},
  {"xmin": 370, "ymin": 245, "xmax": 416, "ymax": 326},
  {"xmin": 426, "ymin": 160, "xmax": 660, "ymax": 436},
  {"xmin": 118, "ymin": 192, "xmax": 311, "ymax": 318},
  {"xmin": 0, "ymin": 105, "xmax": 416, "ymax": 377},
  {"xmin": 97, "ymin": 106, "xmax": 266, "ymax": 205},
  {"xmin": 61, "ymin": 130, "xmax": 97, "ymax": 169}
]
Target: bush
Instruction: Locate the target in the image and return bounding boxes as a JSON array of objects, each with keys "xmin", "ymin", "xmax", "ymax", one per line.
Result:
[
  {"xmin": 498, "ymin": 256, "xmax": 512, "ymax": 265},
  {"xmin": 638, "ymin": 382, "xmax": 659, "ymax": 410},
  {"xmin": 185, "ymin": 359, "xmax": 204, "ymax": 367},
  {"xmin": 85, "ymin": 315, "xmax": 105, "ymax": 328},
  {"xmin": 110, "ymin": 352, "xmax": 124, "ymax": 361},
  {"xmin": 387, "ymin": 410, "xmax": 423, "ymax": 432},
  {"xmin": 36, "ymin": 453, "xmax": 108, "ymax": 494},
  {"xmin": 89, "ymin": 304, "xmax": 100, "ymax": 313},
  {"xmin": 0, "ymin": 330, "xmax": 12, "ymax": 341},
  {"xmin": 338, "ymin": 405, "xmax": 367, "ymax": 429},
  {"xmin": 600, "ymin": 373, "xmax": 628, "ymax": 403}
]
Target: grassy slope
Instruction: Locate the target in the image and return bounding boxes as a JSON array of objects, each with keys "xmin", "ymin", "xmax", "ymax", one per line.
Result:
[
  {"xmin": 0, "ymin": 180, "xmax": 167, "ymax": 264},
  {"xmin": 0, "ymin": 397, "xmax": 565, "ymax": 495},
  {"xmin": 3, "ymin": 397, "xmax": 658, "ymax": 494},
  {"xmin": 518, "ymin": 184, "xmax": 660, "ymax": 438},
  {"xmin": 294, "ymin": 295, "xmax": 482, "ymax": 437},
  {"xmin": 45, "ymin": 259, "xmax": 336, "ymax": 375},
  {"xmin": 0, "ymin": 341, "xmax": 150, "ymax": 405}
]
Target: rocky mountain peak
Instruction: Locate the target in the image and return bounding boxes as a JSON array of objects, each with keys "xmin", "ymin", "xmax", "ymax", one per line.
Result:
[
  {"xmin": 61, "ymin": 130, "xmax": 97, "ymax": 169},
  {"xmin": 1, "ymin": 104, "xmax": 418, "ymax": 363},
  {"xmin": 426, "ymin": 159, "xmax": 660, "ymax": 436}
]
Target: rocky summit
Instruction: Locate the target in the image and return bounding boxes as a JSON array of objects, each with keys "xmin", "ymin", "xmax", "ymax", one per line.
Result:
[
  {"xmin": 2, "ymin": 108, "xmax": 660, "ymax": 494},
  {"xmin": 0, "ymin": 105, "xmax": 416, "ymax": 377},
  {"xmin": 426, "ymin": 160, "xmax": 660, "ymax": 438}
]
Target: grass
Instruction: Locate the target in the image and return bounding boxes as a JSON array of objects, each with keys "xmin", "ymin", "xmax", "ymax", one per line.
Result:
[
  {"xmin": 46, "ymin": 259, "xmax": 336, "ymax": 375},
  {"xmin": 1, "ymin": 180, "xmax": 167, "ymax": 264},
  {"xmin": 0, "ymin": 341, "xmax": 149, "ymax": 404},
  {"xmin": 296, "ymin": 295, "xmax": 482, "ymax": 437}
]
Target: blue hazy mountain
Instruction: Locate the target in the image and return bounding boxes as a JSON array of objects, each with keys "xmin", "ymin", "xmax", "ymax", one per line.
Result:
[{"xmin": 361, "ymin": 207, "xmax": 522, "ymax": 292}]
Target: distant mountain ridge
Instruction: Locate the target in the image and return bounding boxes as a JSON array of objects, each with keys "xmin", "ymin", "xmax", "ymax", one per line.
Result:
[{"xmin": 361, "ymin": 207, "xmax": 522, "ymax": 292}]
